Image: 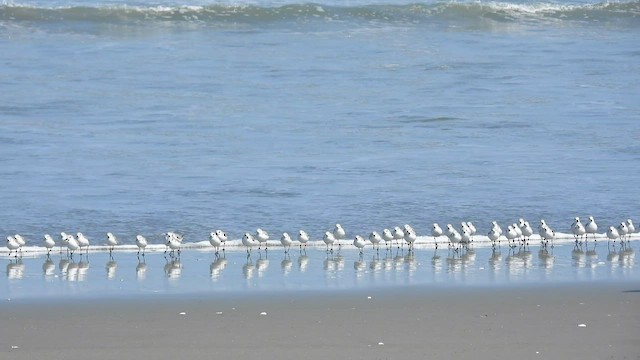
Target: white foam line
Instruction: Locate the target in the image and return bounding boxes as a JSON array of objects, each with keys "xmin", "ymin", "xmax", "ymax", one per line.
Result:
[{"xmin": 1, "ymin": 233, "xmax": 637, "ymax": 255}]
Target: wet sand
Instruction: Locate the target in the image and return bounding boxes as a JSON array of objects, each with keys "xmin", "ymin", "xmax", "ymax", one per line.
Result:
[{"xmin": 0, "ymin": 282, "xmax": 638, "ymax": 360}]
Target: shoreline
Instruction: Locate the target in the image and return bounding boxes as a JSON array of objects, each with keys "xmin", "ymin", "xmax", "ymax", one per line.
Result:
[{"xmin": 1, "ymin": 282, "xmax": 639, "ymax": 359}]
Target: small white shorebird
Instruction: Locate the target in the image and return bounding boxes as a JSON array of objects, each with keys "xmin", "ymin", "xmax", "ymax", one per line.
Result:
[
  {"xmin": 381, "ymin": 229, "xmax": 394, "ymax": 250},
  {"xmin": 353, "ymin": 235, "xmax": 366, "ymax": 254},
  {"xmin": 488, "ymin": 227, "xmax": 501, "ymax": 248},
  {"xmin": 505, "ymin": 225, "xmax": 518, "ymax": 248},
  {"xmin": 446, "ymin": 224, "xmax": 461, "ymax": 251},
  {"xmin": 333, "ymin": 224, "xmax": 346, "ymax": 248},
  {"xmin": 255, "ymin": 228, "xmax": 269, "ymax": 250},
  {"xmin": 466, "ymin": 222, "xmax": 477, "ymax": 242},
  {"xmin": 135, "ymin": 235, "xmax": 148, "ymax": 255},
  {"xmin": 6, "ymin": 236, "xmax": 21, "ymax": 257},
  {"xmin": 76, "ymin": 232, "xmax": 90, "ymax": 254},
  {"xmin": 404, "ymin": 228, "xmax": 417, "ymax": 250},
  {"xmin": 626, "ymin": 219, "xmax": 636, "ymax": 241},
  {"xmin": 242, "ymin": 232, "xmax": 258, "ymax": 256},
  {"xmin": 512, "ymin": 223, "xmax": 523, "ymax": 246},
  {"xmin": 323, "ymin": 231, "xmax": 336, "ymax": 253},
  {"xmin": 368, "ymin": 231, "xmax": 382, "ymax": 252},
  {"xmin": 209, "ymin": 231, "xmax": 223, "ymax": 254},
  {"xmin": 43, "ymin": 234, "xmax": 56, "ymax": 255},
  {"xmin": 166, "ymin": 237, "xmax": 181, "ymax": 256},
  {"xmin": 14, "ymin": 234, "xmax": 26, "ymax": 251},
  {"xmin": 518, "ymin": 219, "xmax": 534, "ymax": 246},
  {"xmin": 106, "ymin": 232, "xmax": 118, "ymax": 254},
  {"xmin": 432, "ymin": 223, "xmax": 443, "ymax": 249},
  {"xmin": 164, "ymin": 232, "xmax": 183, "ymax": 254},
  {"xmin": 538, "ymin": 220, "xmax": 555, "ymax": 249},
  {"xmin": 393, "ymin": 226, "xmax": 405, "ymax": 249},
  {"xmin": 297, "ymin": 230, "xmax": 310, "ymax": 250},
  {"xmin": 280, "ymin": 232, "xmax": 293, "ymax": 253},
  {"xmin": 606, "ymin": 226, "xmax": 620, "ymax": 244},
  {"xmin": 460, "ymin": 226, "xmax": 471, "ymax": 249},
  {"xmin": 585, "ymin": 216, "xmax": 598, "ymax": 242},
  {"xmin": 617, "ymin": 222, "xmax": 629, "ymax": 244},
  {"xmin": 571, "ymin": 218, "xmax": 586, "ymax": 244},
  {"xmin": 214, "ymin": 230, "xmax": 228, "ymax": 252},
  {"xmin": 64, "ymin": 233, "xmax": 80, "ymax": 256},
  {"xmin": 491, "ymin": 221, "xmax": 503, "ymax": 236}
]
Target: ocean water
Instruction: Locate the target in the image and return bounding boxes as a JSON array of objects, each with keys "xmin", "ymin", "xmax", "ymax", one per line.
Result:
[
  {"xmin": 1, "ymin": 0, "xmax": 639, "ymax": 247},
  {"xmin": 1, "ymin": 242, "xmax": 637, "ymax": 300}
]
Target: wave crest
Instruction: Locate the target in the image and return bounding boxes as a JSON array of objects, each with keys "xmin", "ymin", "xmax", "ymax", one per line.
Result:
[{"xmin": 1, "ymin": 1, "xmax": 639, "ymax": 25}]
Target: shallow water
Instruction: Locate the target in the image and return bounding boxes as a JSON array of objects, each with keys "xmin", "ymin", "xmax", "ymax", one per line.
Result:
[{"xmin": 1, "ymin": 240, "xmax": 636, "ymax": 300}]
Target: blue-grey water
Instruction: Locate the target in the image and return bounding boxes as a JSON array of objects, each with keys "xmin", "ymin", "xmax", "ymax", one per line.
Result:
[
  {"xmin": 1, "ymin": 243, "xmax": 637, "ymax": 300},
  {"xmin": 1, "ymin": 0, "xmax": 639, "ymax": 250}
]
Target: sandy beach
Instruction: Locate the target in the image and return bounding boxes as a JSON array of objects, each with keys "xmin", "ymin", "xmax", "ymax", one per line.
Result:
[{"xmin": 1, "ymin": 282, "xmax": 638, "ymax": 360}]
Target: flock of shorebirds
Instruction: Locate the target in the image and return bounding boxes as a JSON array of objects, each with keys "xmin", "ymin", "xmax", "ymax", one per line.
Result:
[{"xmin": 3, "ymin": 217, "xmax": 636, "ymax": 258}]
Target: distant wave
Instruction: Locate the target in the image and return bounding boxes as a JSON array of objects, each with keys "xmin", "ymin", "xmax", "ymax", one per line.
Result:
[{"xmin": 1, "ymin": 1, "xmax": 639, "ymax": 26}]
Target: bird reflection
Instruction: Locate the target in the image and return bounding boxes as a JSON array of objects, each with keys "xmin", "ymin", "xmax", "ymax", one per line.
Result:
[
  {"xmin": 243, "ymin": 258, "xmax": 255, "ymax": 280},
  {"xmin": 136, "ymin": 257, "xmax": 148, "ymax": 281},
  {"xmin": 78, "ymin": 259, "xmax": 89, "ymax": 282},
  {"xmin": 281, "ymin": 255, "xmax": 293, "ymax": 276},
  {"xmin": 106, "ymin": 259, "xmax": 117, "ymax": 280},
  {"xmin": 164, "ymin": 258, "xmax": 182, "ymax": 279},
  {"xmin": 324, "ymin": 254, "xmax": 337, "ymax": 272},
  {"xmin": 489, "ymin": 249, "xmax": 502, "ymax": 272},
  {"xmin": 572, "ymin": 247, "xmax": 586, "ymax": 268},
  {"xmin": 538, "ymin": 248, "xmax": 555, "ymax": 270},
  {"xmin": 297, "ymin": 254, "xmax": 309, "ymax": 273},
  {"xmin": 404, "ymin": 251, "xmax": 417, "ymax": 274},
  {"xmin": 620, "ymin": 246, "xmax": 635, "ymax": 268},
  {"xmin": 432, "ymin": 250, "xmax": 442, "ymax": 274},
  {"xmin": 446, "ymin": 253, "xmax": 462, "ymax": 273},
  {"xmin": 59, "ymin": 258, "xmax": 70, "ymax": 273},
  {"xmin": 6, "ymin": 259, "xmax": 25, "ymax": 280},
  {"xmin": 66, "ymin": 261, "xmax": 79, "ymax": 281},
  {"xmin": 369, "ymin": 254, "xmax": 382, "ymax": 273},
  {"xmin": 461, "ymin": 249, "xmax": 476, "ymax": 269},
  {"xmin": 256, "ymin": 254, "xmax": 269, "ymax": 278},
  {"xmin": 210, "ymin": 256, "xmax": 227, "ymax": 281},
  {"xmin": 42, "ymin": 258, "xmax": 56, "ymax": 279},
  {"xmin": 354, "ymin": 255, "xmax": 366, "ymax": 276},
  {"xmin": 334, "ymin": 254, "xmax": 345, "ymax": 272}
]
